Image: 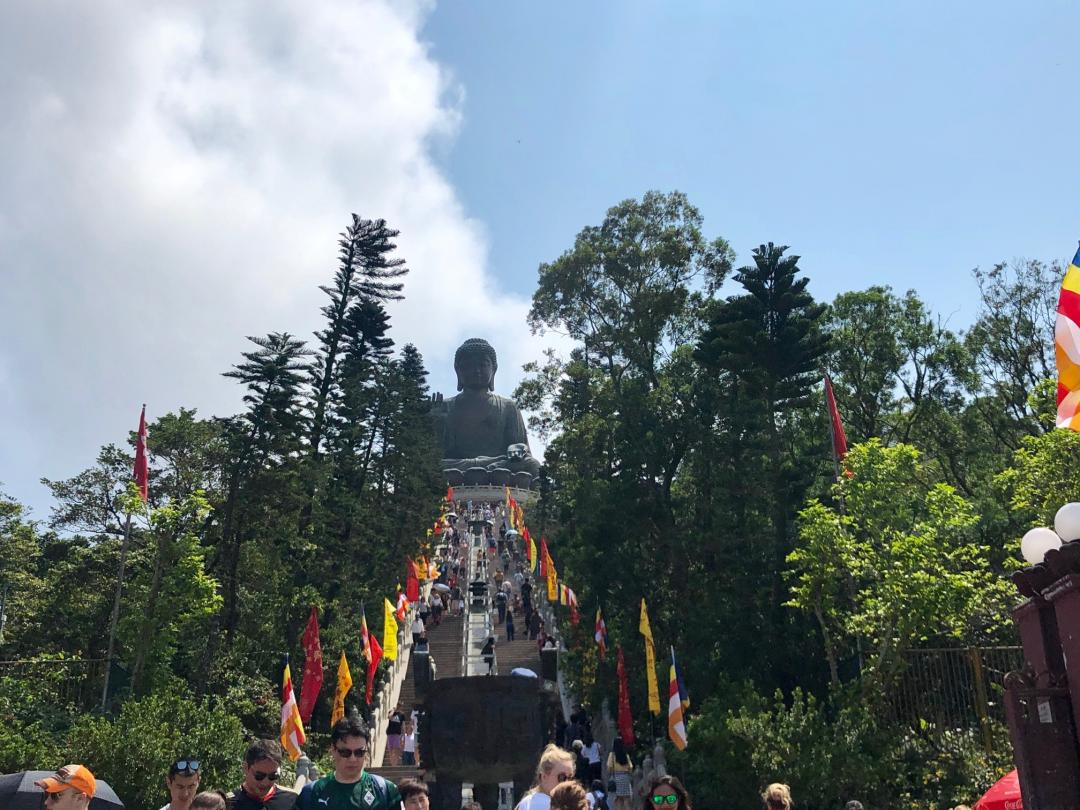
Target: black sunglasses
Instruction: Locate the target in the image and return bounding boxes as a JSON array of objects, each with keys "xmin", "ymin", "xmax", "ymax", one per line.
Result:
[
  {"xmin": 335, "ymin": 746, "xmax": 369, "ymax": 759},
  {"xmin": 253, "ymin": 770, "xmax": 280, "ymax": 782},
  {"xmin": 173, "ymin": 760, "xmax": 200, "ymax": 774},
  {"xmin": 556, "ymin": 773, "xmax": 573, "ymax": 783}
]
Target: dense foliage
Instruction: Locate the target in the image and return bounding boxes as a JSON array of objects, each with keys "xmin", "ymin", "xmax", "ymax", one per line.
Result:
[
  {"xmin": 518, "ymin": 192, "xmax": 1069, "ymax": 809},
  {"xmin": 0, "ymin": 214, "xmax": 442, "ymax": 792}
]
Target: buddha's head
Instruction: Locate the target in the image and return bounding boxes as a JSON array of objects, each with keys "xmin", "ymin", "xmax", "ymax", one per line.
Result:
[{"xmin": 455, "ymin": 338, "xmax": 497, "ymax": 392}]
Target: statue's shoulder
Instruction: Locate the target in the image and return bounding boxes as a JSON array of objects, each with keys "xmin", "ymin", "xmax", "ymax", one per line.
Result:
[{"xmin": 489, "ymin": 393, "xmax": 520, "ymax": 408}]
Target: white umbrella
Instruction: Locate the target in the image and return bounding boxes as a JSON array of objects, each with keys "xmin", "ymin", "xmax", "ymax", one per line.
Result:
[
  {"xmin": 432, "ymin": 583, "xmax": 451, "ymax": 593},
  {"xmin": 511, "ymin": 667, "xmax": 538, "ymax": 678}
]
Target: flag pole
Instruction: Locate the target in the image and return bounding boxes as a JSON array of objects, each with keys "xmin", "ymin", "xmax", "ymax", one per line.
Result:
[
  {"xmin": 101, "ymin": 403, "xmax": 148, "ymax": 712},
  {"xmin": 100, "ymin": 509, "xmax": 132, "ymax": 712}
]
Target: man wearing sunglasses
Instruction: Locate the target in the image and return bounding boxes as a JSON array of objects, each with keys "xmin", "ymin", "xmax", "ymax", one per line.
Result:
[
  {"xmin": 299, "ymin": 716, "xmax": 402, "ymax": 810},
  {"xmin": 34, "ymin": 764, "xmax": 96, "ymax": 809},
  {"xmin": 231, "ymin": 739, "xmax": 299, "ymax": 809},
  {"xmin": 161, "ymin": 758, "xmax": 201, "ymax": 810}
]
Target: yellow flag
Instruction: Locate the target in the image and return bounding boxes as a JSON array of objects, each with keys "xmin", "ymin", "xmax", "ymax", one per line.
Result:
[
  {"xmin": 332, "ymin": 651, "xmax": 353, "ymax": 727},
  {"xmin": 383, "ymin": 598, "xmax": 398, "ymax": 661},
  {"xmin": 640, "ymin": 599, "xmax": 661, "ymax": 715}
]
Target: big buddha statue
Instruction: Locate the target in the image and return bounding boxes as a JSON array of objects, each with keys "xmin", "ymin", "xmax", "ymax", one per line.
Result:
[{"xmin": 432, "ymin": 338, "xmax": 542, "ymax": 482}]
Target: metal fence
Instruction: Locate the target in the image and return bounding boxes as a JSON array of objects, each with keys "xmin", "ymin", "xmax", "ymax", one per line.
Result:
[{"xmin": 892, "ymin": 646, "xmax": 1024, "ymax": 752}]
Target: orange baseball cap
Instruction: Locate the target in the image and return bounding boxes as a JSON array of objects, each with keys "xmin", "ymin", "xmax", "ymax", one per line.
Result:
[{"xmin": 35, "ymin": 765, "xmax": 97, "ymax": 797}]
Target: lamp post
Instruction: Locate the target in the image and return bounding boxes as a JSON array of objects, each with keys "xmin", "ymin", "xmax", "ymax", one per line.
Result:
[{"xmin": 1005, "ymin": 502, "xmax": 1080, "ymax": 809}]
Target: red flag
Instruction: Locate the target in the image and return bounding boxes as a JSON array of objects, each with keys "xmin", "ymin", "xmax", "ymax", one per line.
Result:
[
  {"xmin": 298, "ymin": 606, "xmax": 323, "ymax": 724},
  {"xmin": 406, "ymin": 558, "xmax": 420, "ymax": 603},
  {"xmin": 616, "ymin": 646, "xmax": 636, "ymax": 746},
  {"xmin": 539, "ymin": 537, "xmax": 550, "ymax": 578},
  {"xmin": 447, "ymin": 485, "xmax": 455, "ymax": 502},
  {"xmin": 365, "ymin": 632, "xmax": 383, "ymax": 705},
  {"xmin": 824, "ymin": 374, "xmax": 848, "ymax": 462},
  {"xmin": 133, "ymin": 404, "xmax": 149, "ymax": 502}
]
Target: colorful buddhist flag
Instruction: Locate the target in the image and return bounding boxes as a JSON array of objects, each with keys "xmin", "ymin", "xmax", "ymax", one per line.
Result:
[
  {"xmin": 595, "ymin": 608, "xmax": 608, "ymax": 660},
  {"xmin": 359, "ymin": 603, "xmax": 372, "ymax": 664},
  {"xmin": 675, "ymin": 653, "xmax": 690, "ymax": 713},
  {"xmin": 667, "ymin": 647, "xmax": 687, "ymax": 750},
  {"xmin": 298, "ymin": 606, "xmax": 323, "ymax": 725},
  {"xmin": 134, "ymin": 404, "xmax": 149, "ymax": 502},
  {"xmin": 383, "ymin": 598, "xmax": 398, "ymax": 661},
  {"xmin": 566, "ymin": 587, "xmax": 579, "ymax": 625},
  {"xmin": 1057, "ymin": 244, "xmax": 1080, "ymax": 429},
  {"xmin": 396, "ymin": 589, "xmax": 408, "ymax": 622},
  {"xmin": 640, "ymin": 599, "xmax": 661, "ymax": 715},
  {"xmin": 280, "ymin": 658, "xmax": 306, "ymax": 761},
  {"xmin": 616, "ymin": 646, "xmax": 636, "ymax": 746},
  {"xmin": 331, "ymin": 651, "xmax": 353, "ymax": 727},
  {"xmin": 823, "ymin": 373, "xmax": 848, "ymax": 462}
]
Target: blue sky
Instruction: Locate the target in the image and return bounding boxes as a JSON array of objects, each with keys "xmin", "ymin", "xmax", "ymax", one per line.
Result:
[
  {"xmin": 424, "ymin": 0, "xmax": 1078, "ymax": 321},
  {"xmin": 1, "ymin": 1, "xmax": 1077, "ymax": 519}
]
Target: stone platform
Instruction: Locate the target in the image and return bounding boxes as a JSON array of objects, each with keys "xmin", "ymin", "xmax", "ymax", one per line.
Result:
[{"xmin": 447, "ymin": 485, "xmax": 537, "ymax": 504}]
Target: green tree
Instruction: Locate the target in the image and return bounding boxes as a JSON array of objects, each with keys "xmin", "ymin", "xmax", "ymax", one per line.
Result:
[
  {"xmin": 307, "ymin": 216, "xmax": 407, "ymax": 464},
  {"xmin": 126, "ymin": 491, "xmax": 222, "ymax": 692},
  {"xmin": 695, "ymin": 242, "xmax": 829, "ymax": 684},
  {"xmin": 788, "ymin": 440, "xmax": 1013, "ymax": 682},
  {"xmin": 68, "ymin": 687, "xmax": 247, "ymax": 810}
]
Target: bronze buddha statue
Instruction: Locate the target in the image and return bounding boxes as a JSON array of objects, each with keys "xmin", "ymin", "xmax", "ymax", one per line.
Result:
[{"xmin": 433, "ymin": 338, "xmax": 541, "ymax": 480}]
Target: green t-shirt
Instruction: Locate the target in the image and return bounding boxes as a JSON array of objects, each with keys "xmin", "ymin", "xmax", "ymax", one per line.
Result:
[{"xmin": 300, "ymin": 772, "xmax": 401, "ymax": 810}]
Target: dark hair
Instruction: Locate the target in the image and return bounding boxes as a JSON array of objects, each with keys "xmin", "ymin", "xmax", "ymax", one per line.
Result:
[
  {"xmin": 331, "ymin": 716, "xmax": 370, "ymax": 744},
  {"xmin": 168, "ymin": 757, "xmax": 201, "ymax": 778},
  {"xmin": 398, "ymin": 778, "xmax": 430, "ymax": 802},
  {"xmin": 462, "ymin": 803, "xmax": 483, "ymax": 810},
  {"xmin": 244, "ymin": 739, "xmax": 283, "ymax": 766},
  {"xmin": 190, "ymin": 791, "xmax": 227, "ymax": 810},
  {"xmin": 612, "ymin": 737, "xmax": 629, "ymax": 765},
  {"xmin": 844, "ymin": 803, "xmax": 864, "ymax": 810},
  {"xmin": 591, "ymin": 781, "xmax": 605, "ymax": 793},
  {"xmin": 643, "ymin": 777, "xmax": 690, "ymax": 810}
]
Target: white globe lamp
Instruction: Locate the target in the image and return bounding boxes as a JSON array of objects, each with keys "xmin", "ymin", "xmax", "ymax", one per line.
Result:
[
  {"xmin": 1021, "ymin": 527, "xmax": 1062, "ymax": 565},
  {"xmin": 1054, "ymin": 502, "xmax": 1080, "ymax": 543}
]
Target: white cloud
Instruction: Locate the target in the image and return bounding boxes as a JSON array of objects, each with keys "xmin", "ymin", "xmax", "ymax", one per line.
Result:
[{"xmin": 0, "ymin": 0, "xmax": 559, "ymax": 517}]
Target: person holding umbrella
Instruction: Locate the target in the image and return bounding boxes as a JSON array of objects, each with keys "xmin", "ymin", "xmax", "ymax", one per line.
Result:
[{"xmin": 35, "ymin": 765, "xmax": 96, "ymax": 809}]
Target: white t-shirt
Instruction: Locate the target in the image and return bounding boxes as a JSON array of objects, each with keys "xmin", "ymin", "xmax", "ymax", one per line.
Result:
[
  {"xmin": 516, "ymin": 793, "xmax": 551, "ymax": 810},
  {"xmin": 411, "ymin": 618, "xmax": 424, "ymax": 634},
  {"xmin": 584, "ymin": 742, "xmax": 601, "ymax": 764},
  {"xmin": 403, "ymin": 730, "xmax": 417, "ymax": 753}
]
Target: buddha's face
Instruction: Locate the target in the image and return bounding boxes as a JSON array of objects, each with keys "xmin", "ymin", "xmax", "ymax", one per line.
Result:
[{"xmin": 456, "ymin": 351, "xmax": 495, "ymax": 392}]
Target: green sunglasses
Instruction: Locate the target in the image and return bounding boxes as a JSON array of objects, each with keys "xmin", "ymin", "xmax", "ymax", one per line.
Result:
[{"xmin": 651, "ymin": 796, "xmax": 678, "ymax": 805}]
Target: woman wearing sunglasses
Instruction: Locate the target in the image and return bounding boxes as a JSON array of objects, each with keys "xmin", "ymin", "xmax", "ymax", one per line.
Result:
[
  {"xmin": 516, "ymin": 744, "xmax": 576, "ymax": 810},
  {"xmin": 643, "ymin": 776, "xmax": 691, "ymax": 810}
]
